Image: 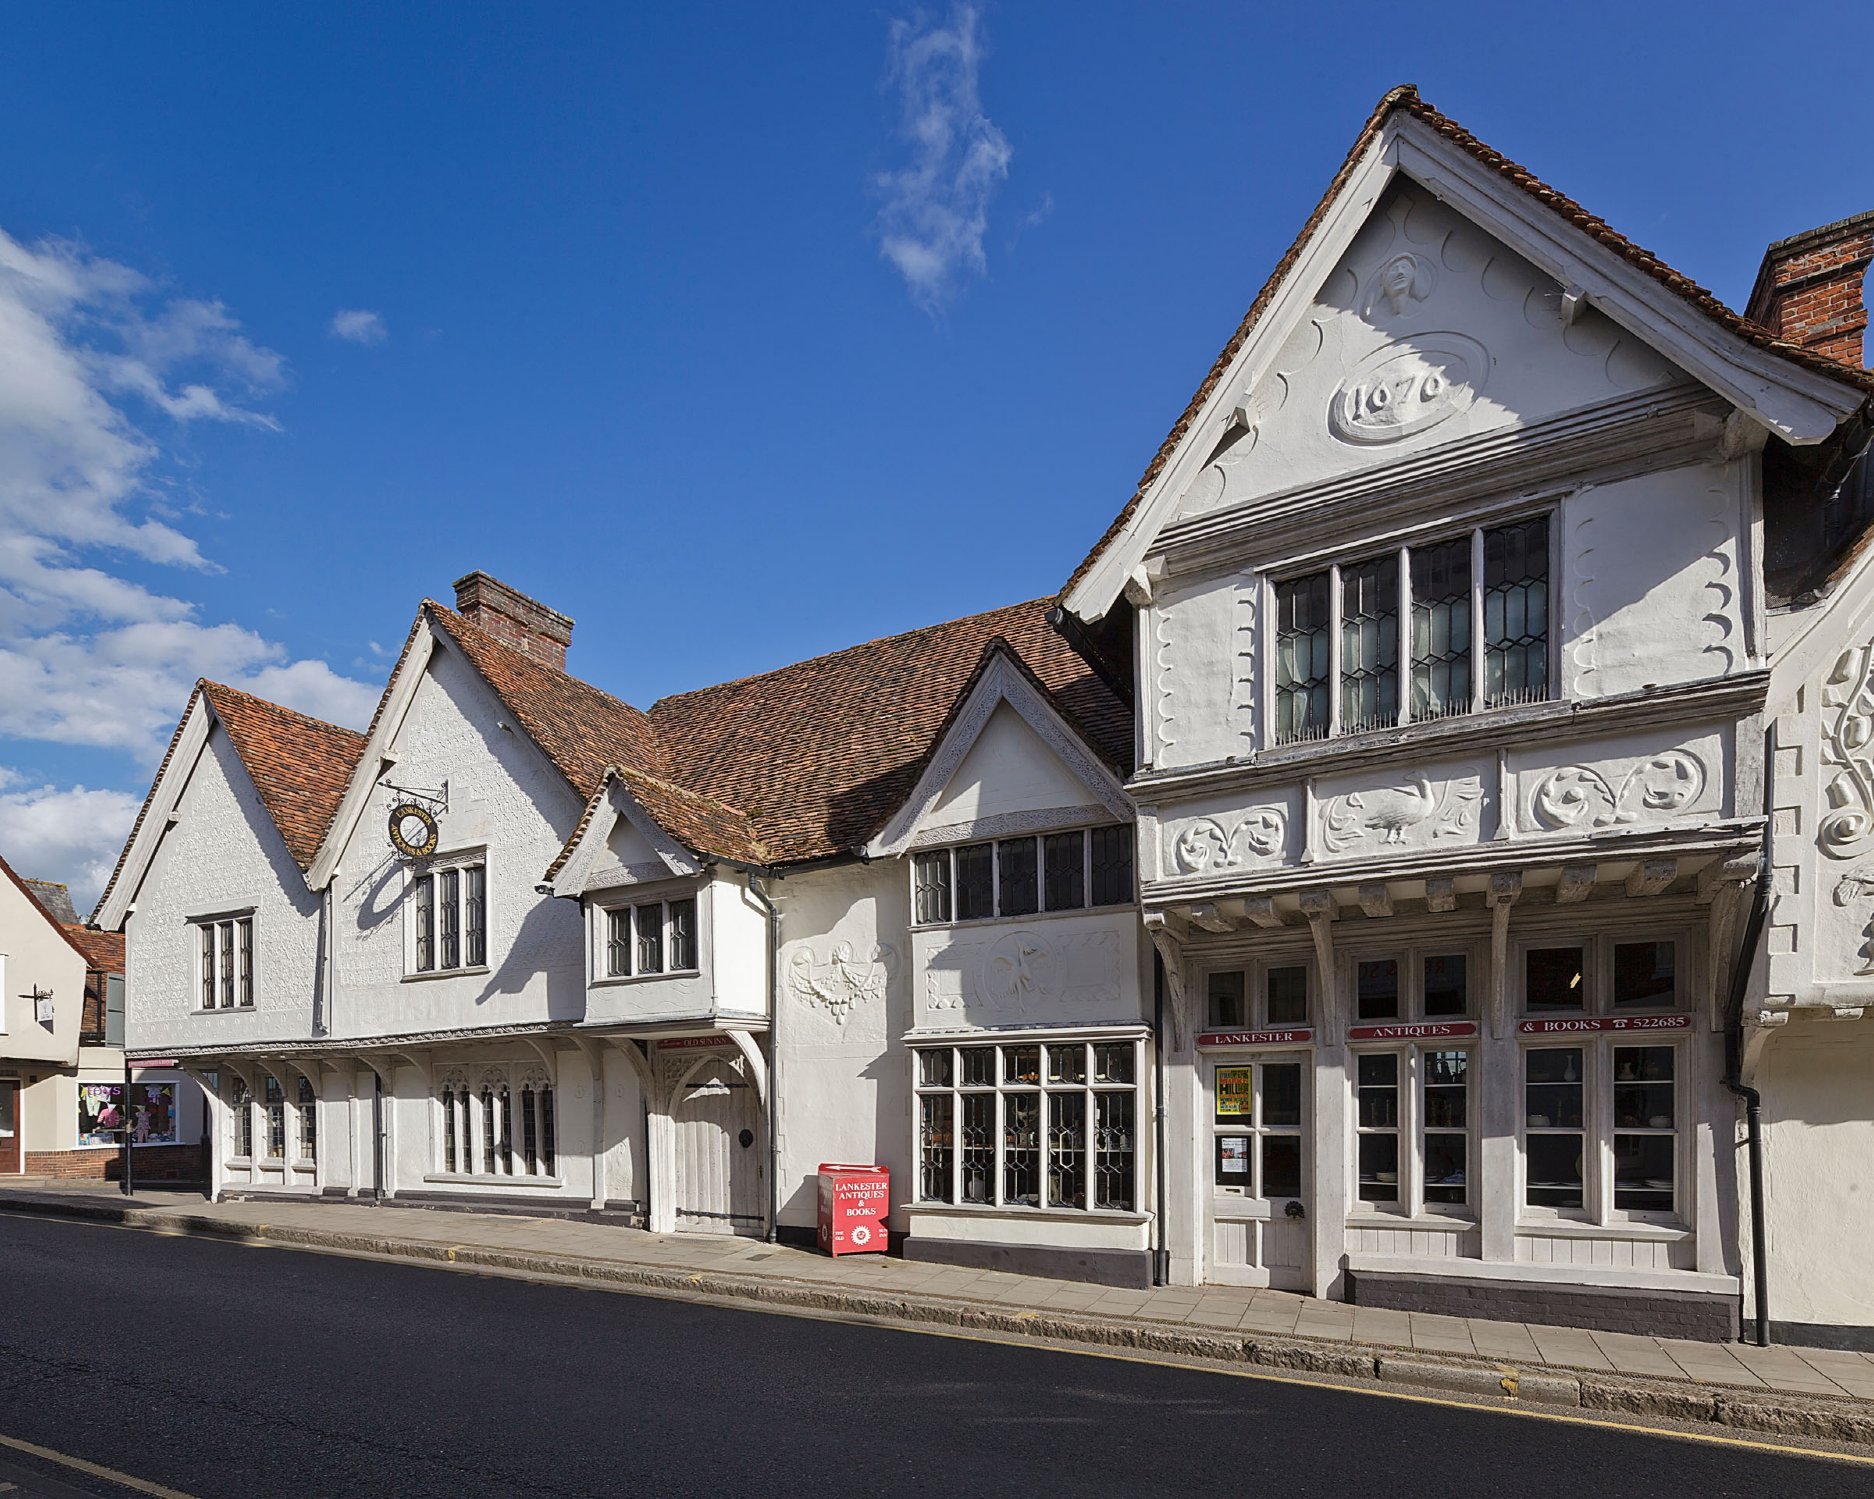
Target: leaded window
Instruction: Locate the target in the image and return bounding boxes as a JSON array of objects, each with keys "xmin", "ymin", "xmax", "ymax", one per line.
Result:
[
  {"xmin": 263, "ymin": 1075, "xmax": 286, "ymax": 1160},
  {"xmin": 913, "ymin": 1038, "xmax": 1140, "ymax": 1212},
  {"xmin": 1270, "ymin": 515, "xmax": 1551, "ymax": 744},
  {"xmin": 912, "ymin": 826, "xmax": 1134, "ymax": 925},
  {"xmin": 296, "ymin": 1075, "xmax": 317, "ymax": 1161},
  {"xmin": 195, "ymin": 916, "xmax": 253, "ymax": 1009},
  {"xmin": 410, "ymin": 859, "xmax": 486, "ymax": 975},
  {"xmin": 229, "ymin": 1075, "xmax": 253, "ymax": 1158},
  {"xmin": 599, "ymin": 897, "xmax": 700, "ymax": 978}
]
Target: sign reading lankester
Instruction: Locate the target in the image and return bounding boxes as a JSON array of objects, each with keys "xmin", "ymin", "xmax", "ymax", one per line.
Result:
[
  {"xmin": 1346, "ymin": 1021, "xmax": 1479, "ymax": 1042},
  {"xmin": 1517, "ymin": 1015, "xmax": 1692, "ymax": 1036},
  {"xmin": 1196, "ymin": 1029, "xmax": 1313, "ymax": 1049},
  {"xmin": 817, "ymin": 1162, "xmax": 889, "ymax": 1257}
]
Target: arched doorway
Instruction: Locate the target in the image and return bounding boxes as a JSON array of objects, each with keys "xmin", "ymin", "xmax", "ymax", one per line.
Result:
[{"xmin": 672, "ymin": 1056, "xmax": 765, "ymax": 1234}]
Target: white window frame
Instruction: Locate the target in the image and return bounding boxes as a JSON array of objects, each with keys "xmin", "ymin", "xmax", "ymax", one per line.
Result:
[
  {"xmin": 192, "ymin": 911, "xmax": 254, "ymax": 1011},
  {"xmin": 431, "ymin": 1061, "xmax": 559, "ymax": 1182},
  {"xmin": 911, "ymin": 1034, "xmax": 1143, "ymax": 1214},
  {"xmin": 591, "ymin": 889, "xmax": 701, "ymax": 983},
  {"xmin": 294, "ymin": 1075, "xmax": 318, "ymax": 1166},
  {"xmin": 1262, "ymin": 508, "xmax": 1558, "ymax": 748},
  {"xmin": 1515, "ymin": 928, "xmax": 1692, "ymax": 1227},
  {"xmin": 1200, "ymin": 956, "xmax": 1316, "ymax": 1031},
  {"xmin": 907, "ymin": 824, "xmax": 1136, "ymax": 928},
  {"xmin": 406, "ymin": 849, "xmax": 489, "ymax": 978},
  {"xmin": 1209, "ymin": 1055, "xmax": 1308, "ymax": 1208},
  {"xmin": 1347, "ymin": 1041, "xmax": 1477, "ymax": 1220},
  {"xmin": 227, "ymin": 1075, "xmax": 253, "ymax": 1161}
]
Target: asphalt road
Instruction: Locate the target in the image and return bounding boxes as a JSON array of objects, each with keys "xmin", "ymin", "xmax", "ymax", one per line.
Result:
[{"xmin": 0, "ymin": 1212, "xmax": 1866, "ymax": 1499}]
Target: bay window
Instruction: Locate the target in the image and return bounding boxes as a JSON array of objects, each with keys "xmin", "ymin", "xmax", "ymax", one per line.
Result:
[
  {"xmin": 914, "ymin": 1037, "xmax": 1141, "ymax": 1212},
  {"xmin": 599, "ymin": 895, "xmax": 700, "ymax": 978},
  {"xmin": 1271, "ymin": 514, "xmax": 1551, "ymax": 745},
  {"xmin": 910, "ymin": 825, "xmax": 1134, "ymax": 925}
]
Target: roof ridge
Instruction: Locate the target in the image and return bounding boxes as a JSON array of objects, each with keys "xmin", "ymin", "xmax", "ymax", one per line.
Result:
[
  {"xmin": 425, "ymin": 601, "xmax": 654, "ymax": 722},
  {"xmin": 649, "ymin": 597, "xmax": 1052, "ymax": 709}
]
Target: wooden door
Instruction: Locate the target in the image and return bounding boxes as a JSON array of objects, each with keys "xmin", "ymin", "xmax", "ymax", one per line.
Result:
[
  {"xmin": 0, "ymin": 1081, "xmax": 19, "ymax": 1175},
  {"xmin": 672, "ymin": 1058, "xmax": 764, "ymax": 1235}
]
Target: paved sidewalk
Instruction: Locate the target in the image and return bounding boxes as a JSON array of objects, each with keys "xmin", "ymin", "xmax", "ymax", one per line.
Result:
[{"xmin": 7, "ymin": 1180, "xmax": 1874, "ymax": 1440}]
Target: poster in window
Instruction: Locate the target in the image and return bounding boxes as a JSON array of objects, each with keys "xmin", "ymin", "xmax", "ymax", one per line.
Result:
[
  {"xmin": 76, "ymin": 1083, "xmax": 179, "ymax": 1147},
  {"xmin": 1215, "ymin": 1066, "xmax": 1252, "ymax": 1118},
  {"xmin": 1217, "ymin": 1136, "xmax": 1250, "ymax": 1176}
]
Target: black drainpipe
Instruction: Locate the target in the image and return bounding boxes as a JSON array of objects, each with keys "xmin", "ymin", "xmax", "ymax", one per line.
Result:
[
  {"xmin": 1721, "ymin": 726, "xmax": 1776, "ymax": 1347},
  {"xmin": 1151, "ymin": 949, "xmax": 1170, "ymax": 1286},
  {"xmin": 742, "ymin": 869, "xmax": 782, "ymax": 1245},
  {"xmin": 372, "ymin": 1070, "xmax": 386, "ymax": 1204}
]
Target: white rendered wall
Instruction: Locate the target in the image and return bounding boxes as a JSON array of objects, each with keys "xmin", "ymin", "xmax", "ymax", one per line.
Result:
[
  {"xmin": 0, "ymin": 871, "xmax": 83, "ymax": 1066},
  {"xmin": 124, "ymin": 727, "xmax": 324, "ymax": 1055},
  {"xmin": 929, "ymin": 704, "xmax": 1105, "ymax": 825},
  {"xmin": 328, "ymin": 642, "xmax": 586, "ymax": 1039}
]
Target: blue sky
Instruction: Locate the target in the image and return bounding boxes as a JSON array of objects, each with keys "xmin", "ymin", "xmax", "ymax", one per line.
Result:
[{"xmin": 2, "ymin": 1, "xmax": 1870, "ymax": 903}]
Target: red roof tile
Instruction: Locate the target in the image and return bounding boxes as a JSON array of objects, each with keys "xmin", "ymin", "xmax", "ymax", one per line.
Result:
[
  {"xmin": 63, "ymin": 924, "xmax": 124, "ymax": 975},
  {"xmin": 200, "ymin": 683, "xmax": 369, "ymax": 869}
]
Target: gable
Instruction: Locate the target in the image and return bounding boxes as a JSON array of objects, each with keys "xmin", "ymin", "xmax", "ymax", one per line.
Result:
[
  {"xmin": 928, "ymin": 701, "xmax": 1107, "ymax": 828},
  {"xmin": 1173, "ymin": 179, "xmax": 1683, "ymax": 524}
]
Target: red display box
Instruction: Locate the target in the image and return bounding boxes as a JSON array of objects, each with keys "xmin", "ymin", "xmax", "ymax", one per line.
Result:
[{"xmin": 817, "ymin": 1162, "xmax": 889, "ymax": 1256}]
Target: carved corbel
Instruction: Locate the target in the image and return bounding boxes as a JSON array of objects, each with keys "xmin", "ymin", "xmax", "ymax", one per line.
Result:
[
  {"xmin": 1357, "ymin": 884, "xmax": 1393, "ymax": 920},
  {"xmin": 1187, "ymin": 902, "xmax": 1238, "ymax": 935},
  {"xmin": 1299, "ymin": 891, "xmax": 1338, "ymax": 1044},
  {"xmin": 1425, "ymin": 877, "xmax": 1457, "ymax": 914},
  {"xmin": 1625, "ymin": 859, "xmax": 1679, "ymax": 898},
  {"xmin": 1487, "ymin": 872, "xmax": 1523, "ymax": 1038},
  {"xmin": 1556, "ymin": 864, "xmax": 1598, "ymax": 904},
  {"xmin": 1143, "ymin": 910, "xmax": 1190, "ymax": 1052},
  {"xmin": 1243, "ymin": 896, "xmax": 1286, "ymax": 929}
]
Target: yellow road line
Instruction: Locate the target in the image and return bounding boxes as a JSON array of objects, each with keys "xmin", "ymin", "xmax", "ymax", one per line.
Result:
[
  {"xmin": 6, "ymin": 1206, "xmax": 1872, "ymax": 1469},
  {"xmin": 0, "ymin": 1432, "xmax": 198, "ymax": 1499}
]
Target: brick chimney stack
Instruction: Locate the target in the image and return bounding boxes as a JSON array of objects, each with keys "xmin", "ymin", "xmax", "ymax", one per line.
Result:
[
  {"xmin": 452, "ymin": 572, "xmax": 575, "ymax": 671},
  {"xmin": 1747, "ymin": 209, "xmax": 1874, "ymax": 369}
]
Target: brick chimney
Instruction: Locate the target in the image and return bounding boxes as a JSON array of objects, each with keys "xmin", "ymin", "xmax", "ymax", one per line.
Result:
[
  {"xmin": 452, "ymin": 572, "xmax": 574, "ymax": 671},
  {"xmin": 1747, "ymin": 209, "xmax": 1874, "ymax": 369}
]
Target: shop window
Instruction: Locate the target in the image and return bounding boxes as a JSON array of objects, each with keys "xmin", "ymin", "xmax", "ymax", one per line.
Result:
[
  {"xmin": 914, "ymin": 1038, "xmax": 1140, "ymax": 1212},
  {"xmin": 1212, "ymin": 1060, "xmax": 1304, "ymax": 1199},
  {"xmin": 1613, "ymin": 942, "xmax": 1677, "ymax": 1009},
  {"xmin": 1355, "ymin": 1053, "xmax": 1400, "ymax": 1202},
  {"xmin": 410, "ymin": 857, "xmax": 488, "ymax": 975},
  {"xmin": 1522, "ymin": 1040, "xmax": 1679, "ymax": 1222},
  {"xmin": 518, "ymin": 1067, "xmax": 556, "ymax": 1177},
  {"xmin": 1346, "ymin": 945, "xmax": 1473, "ymax": 1022},
  {"xmin": 263, "ymin": 1076, "xmax": 286, "ymax": 1161},
  {"xmin": 1356, "ymin": 960, "xmax": 1401, "ymax": 1021},
  {"xmin": 1422, "ymin": 1050, "xmax": 1469, "ymax": 1207},
  {"xmin": 194, "ymin": 914, "xmax": 254, "ymax": 1009},
  {"xmin": 1204, "ymin": 961, "xmax": 1312, "ymax": 1029},
  {"xmin": 599, "ymin": 896, "xmax": 700, "ymax": 979},
  {"xmin": 296, "ymin": 1076, "xmax": 317, "ymax": 1162},
  {"xmin": 438, "ymin": 1065, "xmax": 554, "ymax": 1179},
  {"xmin": 229, "ymin": 1076, "xmax": 253, "ymax": 1159},
  {"xmin": 1521, "ymin": 934, "xmax": 1682, "ymax": 1017},
  {"xmin": 1272, "ymin": 515, "xmax": 1551, "ymax": 745},
  {"xmin": 911, "ymin": 827, "xmax": 1135, "ymax": 926}
]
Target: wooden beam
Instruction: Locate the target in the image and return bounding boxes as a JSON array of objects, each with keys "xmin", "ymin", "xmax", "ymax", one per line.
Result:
[
  {"xmin": 1487, "ymin": 872, "xmax": 1522, "ymax": 1039},
  {"xmin": 1243, "ymin": 896, "xmax": 1286, "ymax": 929},
  {"xmin": 1425, "ymin": 876, "xmax": 1457, "ymax": 913},
  {"xmin": 1556, "ymin": 864, "xmax": 1598, "ymax": 904},
  {"xmin": 1357, "ymin": 883, "xmax": 1393, "ymax": 919},
  {"xmin": 1625, "ymin": 859, "xmax": 1678, "ymax": 898},
  {"xmin": 1187, "ymin": 902, "xmax": 1237, "ymax": 935}
]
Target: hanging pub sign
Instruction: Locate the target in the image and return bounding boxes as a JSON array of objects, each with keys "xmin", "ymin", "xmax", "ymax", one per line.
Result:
[
  {"xmin": 1517, "ymin": 1014, "xmax": 1692, "ymax": 1036},
  {"xmin": 1196, "ymin": 1028, "xmax": 1313, "ymax": 1049},
  {"xmin": 387, "ymin": 802, "xmax": 440, "ymax": 859},
  {"xmin": 32, "ymin": 987, "xmax": 54, "ymax": 1025}
]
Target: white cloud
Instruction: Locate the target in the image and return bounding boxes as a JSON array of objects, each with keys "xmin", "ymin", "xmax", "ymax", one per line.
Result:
[
  {"xmin": 874, "ymin": 4, "xmax": 1012, "ymax": 312},
  {"xmin": 328, "ymin": 308, "xmax": 387, "ymax": 345},
  {"xmin": 0, "ymin": 220, "xmax": 380, "ymax": 903},
  {"xmin": 0, "ymin": 781, "xmax": 143, "ymax": 911}
]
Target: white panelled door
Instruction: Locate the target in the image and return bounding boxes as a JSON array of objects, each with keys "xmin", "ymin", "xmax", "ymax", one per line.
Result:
[{"xmin": 673, "ymin": 1058, "xmax": 765, "ymax": 1235}]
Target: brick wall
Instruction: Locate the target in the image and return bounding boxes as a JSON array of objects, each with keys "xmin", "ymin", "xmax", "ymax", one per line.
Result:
[
  {"xmin": 451, "ymin": 571, "xmax": 574, "ymax": 669},
  {"xmin": 24, "ymin": 1143, "xmax": 206, "ymax": 1183},
  {"xmin": 1747, "ymin": 210, "xmax": 1874, "ymax": 369}
]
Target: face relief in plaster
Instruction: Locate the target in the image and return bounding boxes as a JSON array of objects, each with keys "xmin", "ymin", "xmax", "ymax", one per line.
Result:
[
  {"xmin": 1320, "ymin": 769, "xmax": 1485, "ymax": 855},
  {"xmin": 786, "ymin": 941, "xmax": 897, "ymax": 1025},
  {"xmin": 1819, "ymin": 640, "xmax": 1874, "ymax": 862}
]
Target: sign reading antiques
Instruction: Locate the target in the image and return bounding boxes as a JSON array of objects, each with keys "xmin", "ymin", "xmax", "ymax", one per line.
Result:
[
  {"xmin": 1346, "ymin": 1021, "xmax": 1479, "ymax": 1042},
  {"xmin": 387, "ymin": 802, "xmax": 440, "ymax": 859}
]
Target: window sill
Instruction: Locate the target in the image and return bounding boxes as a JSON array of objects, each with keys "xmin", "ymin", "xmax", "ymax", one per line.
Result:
[
  {"xmin": 1516, "ymin": 1216, "xmax": 1690, "ymax": 1240},
  {"xmin": 193, "ymin": 1006, "xmax": 257, "ymax": 1016},
  {"xmin": 909, "ymin": 902, "xmax": 1138, "ymax": 935},
  {"xmin": 401, "ymin": 966, "xmax": 491, "ymax": 983},
  {"xmin": 1346, "ymin": 1211, "xmax": 1478, "ymax": 1230},
  {"xmin": 905, "ymin": 1202, "xmax": 1148, "ymax": 1225},
  {"xmin": 590, "ymin": 970, "xmax": 701, "ymax": 988},
  {"xmin": 422, "ymin": 1172, "xmax": 565, "ymax": 1189}
]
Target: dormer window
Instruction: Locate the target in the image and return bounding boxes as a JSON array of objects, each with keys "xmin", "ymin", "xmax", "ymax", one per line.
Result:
[{"xmin": 1272, "ymin": 515, "xmax": 1551, "ymax": 745}]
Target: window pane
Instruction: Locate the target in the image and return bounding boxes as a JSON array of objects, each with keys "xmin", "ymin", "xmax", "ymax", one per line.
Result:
[
  {"xmin": 1525, "ymin": 1048, "xmax": 1584, "ymax": 1210},
  {"xmin": 440, "ymin": 869, "xmax": 460, "ymax": 970},
  {"xmin": 635, "ymin": 904, "xmax": 664, "ymax": 974},
  {"xmin": 1215, "ymin": 1134, "xmax": 1252, "ymax": 1186},
  {"xmin": 1003, "ymin": 1092, "xmax": 1041, "ymax": 1206},
  {"xmin": 1262, "ymin": 1135, "xmax": 1302, "ymax": 1200},
  {"xmin": 668, "ymin": 897, "xmax": 698, "ymax": 971},
  {"xmin": 1526, "ymin": 947, "xmax": 1584, "ymax": 1012},
  {"xmin": 912, "ymin": 851, "xmax": 952, "ymax": 924},
  {"xmin": 960, "ymin": 1094, "xmax": 994, "ymax": 1203},
  {"xmin": 1214, "ymin": 1065, "xmax": 1252, "ymax": 1125},
  {"xmin": 1262, "ymin": 1063, "xmax": 1302, "ymax": 1128},
  {"xmin": 1088, "ymin": 826, "xmax": 1134, "ymax": 907},
  {"xmin": 1356, "ymin": 959, "xmax": 1400, "ymax": 1020},
  {"xmin": 1206, "ymin": 971, "xmax": 1247, "ymax": 1029},
  {"xmin": 958, "ymin": 1046, "xmax": 995, "ymax": 1088},
  {"xmin": 920, "ymin": 1094, "xmax": 953, "ymax": 1202},
  {"xmin": 1094, "ymin": 1093, "xmax": 1135, "ymax": 1210},
  {"xmin": 1424, "ymin": 1049, "xmax": 1469, "ymax": 1207},
  {"xmin": 1274, "ymin": 572, "xmax": 1332, "ymax": 743},
  {"xmin": 606, "ymin": 908, "xmax": 631, "ymax": 977},
  {"xmin": 464, "ymin": 865, "xmax": 486, "ymax": 967},
  {"xmin": 1526, "ymin": 1135, "xmax": 1582, "ymax": 1209},
  {"xmin": 414, "ymin": 875, "xmax": 434, "ymax": 973},
  {"xmin": 1356, "ymin": 1053, "xmax": 1398, "ymax": 1126},
  {"xmin": 1048, "ymin": 1093, "xmax": 1085, "ymax": 1208},
  {"xmin": 919, "ymin": 1048, "xmax": 953, "ymax": 1088},
  {"xmin": 1093, "ymin": 1043, "xmax": 1133, "ymax": 1085},
  {"xmin": 201, "ymin": 924, "xmax": 215, "ymax": 1009},
  {"xmin": 1046, "ymin": 1043, "xmax": 1087, "ymax": 1085},
  {"xmin": 1423, "ymin": 954, "xmax": 1468, "ymax": 1017},
  {"xmin": 1613, "ymin": 941, "xmax": 1675, "ymax": 1009},
  {"xmin": 1410, "ymin": 535, "xmax": 1472, "ymax": 720},
  {"xmin": 1358, "ymin": 1133, "xmax": 1399, "ymax": 1203},
  {"xmin": 1483, "ymin": 518, "xmax": 1549, "ymax": 707},
  {"xmin": 541, "ymin": 1087, "xmax": 556, "ymax": 1175},
  {"xmin": 1525, "ymin": 1048, "xmax": 1584, "ymax": 1126},
  {"xmin": 955, "ymin": 843, "xmax": 993, "ymax": 921},
  {"xmin": 997, "ymin": 838, "xmax": 1039, "ymax": 917},
  {"xmin": 522, "ymin": 1088, "xmax": 540, "ymax": 1175},
  {"xmin": 219, "ymin": 921, "xmax": 234, "ymax": 1007},
  {"xmin": 297, "ymin": 1076, "xmax": 317, "ymax": 1159},
  {"xmin": 1340, "ymin": 554, "xmax": 1400, "ymax": 734},
  {"xmin": 238, "ymin": 919, "xmax": 253, "ymax": 1006},
  {"xmin": 1266, "ymin": 966, "xmax": 1308, "ymax": 1025},
  {"xmin": 1043, "ymin": 831, "xmax": 1085, "ymax": 911},
  {"xmin": 1005, "ymin": 1046, "xmax": 1040, "ymax": 1085}
]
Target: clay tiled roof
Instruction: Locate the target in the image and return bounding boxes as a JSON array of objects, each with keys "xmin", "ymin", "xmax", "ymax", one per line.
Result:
[
  {"xmin": 1059, "ymin": 83, "xmax": 1874, "ymax": 606},
  {"xmin": 63, "ymin": 924, "xmax": 124, "ymax": 975},
  {"xmin": 647, "ymin": 599, "xmax": 1132, "ymax": 865},
  {"xmin": 199, "ymin": 682, "xmax": 369, "ymax": 868}
]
